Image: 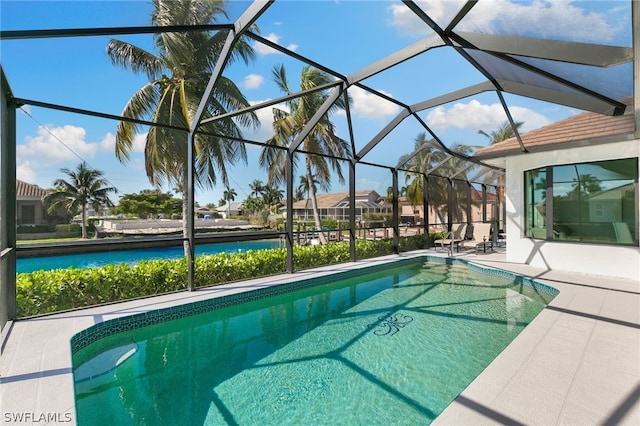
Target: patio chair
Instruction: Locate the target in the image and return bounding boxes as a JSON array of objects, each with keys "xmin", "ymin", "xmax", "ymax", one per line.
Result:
[
  {"xmin": 461, "ymin": 222, "xmax": 494, "ymax": 254},
  {"xmin": 613, "ymin": 222, "xmax": 633, "ymax": 243},
  {"xmin": 434, "ymin": 223, "xmax": 467, "ymax": 255}
]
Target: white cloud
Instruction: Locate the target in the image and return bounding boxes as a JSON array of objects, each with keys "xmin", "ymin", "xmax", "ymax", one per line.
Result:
[
  {"xmin": 349, "ymin": 86, "xmax": 400, "ymax": 119},
  {"xmin": 132, "ymin": 133, "xmax": 147, "ymax": 153},
  {"xmin": 507, "ymin": 105, "xmax": 551, "ymax": 132},
  {"xmin": 426, "ymin": 100, "xmax": 550, "ymax": 133},
  {"xmin": 253, "ymin": 33, "xmax": 298, "ymax": 55},
  {"xmin": 17, "ymin": 125, "xmax": 113, "ymax": 164},
  {"xmin": 388, "ymin": 0, "xmax": 621, "ymax": 42},
  {"xmin": 242, "ymin": 73, "xmax": 264, "ymax": 90},
  {"xmin": 15, "ymin": 126, "xmax": 148, "ymax": 188},
  {"xmin": 387, "ymin": 1, "xmax": 452, "ymax": 36},
  {"xmin": 16, "ymin": 161, "xmax": 37, "ymax": 183}
]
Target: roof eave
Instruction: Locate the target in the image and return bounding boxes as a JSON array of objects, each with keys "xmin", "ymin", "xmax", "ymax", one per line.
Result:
[{"xmin": 474, "ymin": 132, "xmax": 638, "ymax": 161}]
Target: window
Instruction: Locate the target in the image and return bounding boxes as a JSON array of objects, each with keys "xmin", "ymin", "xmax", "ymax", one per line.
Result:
[
  {"xmin": 594, "ymin": 202, "xmax": 604, "ymax": 219},
  {"xmin": 20, "ymin": 205, "xmax": 36, "ymax": 225},
  {"xmin": 525, "ymin": 168, "xmax": 547, "ymax": 239},
  {"xmin": 525, "ymin": 158, "xmax": 637, "ymax": 245}
]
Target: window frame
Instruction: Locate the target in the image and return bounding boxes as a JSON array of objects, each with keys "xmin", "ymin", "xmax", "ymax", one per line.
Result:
[{"xmin": 524, "ymin": 157, "xmax": 638, "ymax": 246}]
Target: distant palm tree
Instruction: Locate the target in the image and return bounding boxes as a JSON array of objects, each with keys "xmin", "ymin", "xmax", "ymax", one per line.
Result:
[
  {"xmin": 107, "ymin": 0, "xmax": 258, "ymax": 252},
  {"xmin": 249, "ymin": 179, "xmax": 266, "ymax": 198},
  {"xmin": 223, "ymin": 187, "xmax": 236, "ymax": 218},
  {"xmin": 242, "ymin": 196, "xmax": 264, "ymax": 215},
  {"xmin": 478, "ymin": 120, "xmax": 523, "ymax": 144},
  {"xmin": 293, "ymin": 187, "xmax": 305, "ymax": 202},
  {"xmin": 400, "ymin": 134, "xmax": 474, "ymax": 225},
  {"xmin": 259, "ymin": 65, "xmax": 351, "ymax": 243},
  {"xmin": 386, "ymin": 185, "xmax": 407, "ymax": 203},
  {"xmin": 478, "ymin": 120, "xmax": 524, "ymax": 207},
  {"xmin": 44, "ymin": 162, "xmax": 117, "ymax": 238},
  {"xmin": 263, "ymin": 185, "xmax": 284, "ymax": 213}
]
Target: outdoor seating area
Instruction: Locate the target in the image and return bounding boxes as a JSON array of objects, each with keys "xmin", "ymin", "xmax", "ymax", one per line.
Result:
[
  {"xmin": 434, "ymin": 222, "xmax": 498, "ymax": 255},
  {"xmin": 434, "ymin": 223, "xmax": 467, "ymax": 254},
  {"xmin": 462, "ymin": 222, "xmax": 494, "ymax": 254}
]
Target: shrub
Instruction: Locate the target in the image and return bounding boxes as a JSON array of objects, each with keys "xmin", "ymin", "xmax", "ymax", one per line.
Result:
[
  {"xmin": 55, "ymin": 223, "xmax": 83, "ymax": 233},
  {"xmin": 17, "ymin": 224, "xmax": 56, "ymax": 233},
  {"xmin": 16, "ymin": 234, "xmax": 439, "ymax": 317}
]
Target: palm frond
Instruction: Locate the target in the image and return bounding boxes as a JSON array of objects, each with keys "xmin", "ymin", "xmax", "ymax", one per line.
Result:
[{"xmin": 107, "ymin": 39, "xmax": 163, "ymax": 81}]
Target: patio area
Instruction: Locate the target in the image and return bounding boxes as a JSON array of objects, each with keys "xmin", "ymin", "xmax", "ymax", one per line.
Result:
[{"xmin": 1, "ymin": 249, "xmax": 638, "ymax": 425}]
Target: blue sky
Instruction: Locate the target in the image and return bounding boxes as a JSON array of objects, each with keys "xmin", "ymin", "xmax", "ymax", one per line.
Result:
[{"xmin": 0, "ymin": 0, "xmax": 632, "ymax": 206}]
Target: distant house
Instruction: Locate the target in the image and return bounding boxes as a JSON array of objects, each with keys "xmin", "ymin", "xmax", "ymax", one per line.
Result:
[
  {"xmin": 16, "ymin": 180, "xmax": 68, "ymax": 225},
  {"xmin": 396, "ymin": 188, "xmax": 498, "ymax": 228},
  {"xmin": 586, "ymin": 183, "xmax": 635, "ymax": 223},
  {"xmin": 216, "ymin": 202, "xmax": 243, "ymax": 219},
  {"xmin": 195, "ymin": 206, "xmax": 217, "ymax": 219},
  {"xmin": 291, "ymin": 190, "xmax": 390, "ymax": 221}
]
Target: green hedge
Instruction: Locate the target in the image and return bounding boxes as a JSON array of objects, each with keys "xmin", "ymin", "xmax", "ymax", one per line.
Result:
[
  {"xmin": 16, "ymin": 234, "xmax": 435, "ymax": 317},
  {"xmin": 17, "ymin": 224, "xmax": 56, "ymax": 233},
  {"xmin": 55, "ymin": 223, "xmax": 83, "ymax": 233},
  {"xmin": 17, "ymin": 223, "xmax": 83, "ymax": 234}
]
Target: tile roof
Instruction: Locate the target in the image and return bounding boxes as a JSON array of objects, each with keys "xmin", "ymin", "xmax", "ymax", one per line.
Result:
[
  {"xmin": 292, "ymin": 190, "xmax": 379, "ymax": 209},
  {"xmin": 475, "ymin": 98, "xmax": 635, "ymax": 158},
  {"xmin": 16, "ymin": 180, "xmax": 49, "ymax": 198}
]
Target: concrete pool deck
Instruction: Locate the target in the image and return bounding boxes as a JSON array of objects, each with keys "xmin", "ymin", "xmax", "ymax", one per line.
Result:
[{"xmin": 1, "ymin": 250, "xmax": 638, "ymax": 425}]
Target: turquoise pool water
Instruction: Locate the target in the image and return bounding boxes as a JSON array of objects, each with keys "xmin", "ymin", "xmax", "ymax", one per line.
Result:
[
  {"xmin": 17, "ymin": 240, "xmax": 282, "ymax": 273},
  {"xmin": 72, "ymin": 259, "xmax": 555, "ymax": 425}
]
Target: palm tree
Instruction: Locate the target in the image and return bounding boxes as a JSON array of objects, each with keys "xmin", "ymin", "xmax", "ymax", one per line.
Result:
[
  {"xmin": 107, "ymin": 0, "xmax": 258, "ymax": 252},
  {"xmin": 263, "ymin": 185, "xmax": 284, "ymax": 214},
  {"xmin": 242, "ymin": 196, "xmax": 264, "ymax": 215},
  {"xmin": 478, "ymin": 120, "xmax": 524, "ymax": 214},
  {"xmin": 43, "ymin": 162, "xmax": 117, "ymax": 238},
  {"xmin": 401, "ymin": 134, "xmax": 474, "ymax": 226},
  {"xmin": 293, "ymin": 187, "xmax": 305, "ymax": 202},
  {"xmin": 259, "ymin": 65, "xmax": 351, "ymax": 243},
  {"xmin": 478, "ymin": 120, "xmax": 523, "ymax": 144},
  {"xmin": 249, "ymin": 179, "xmax": 266, "ymax": 198},
  {"xmin": 223, "ymin": 187, "xmax": 236, "ymax": 218},
  {"xmin": 386, "ymin": 185, "xmax": 407, "ymax": 203}
]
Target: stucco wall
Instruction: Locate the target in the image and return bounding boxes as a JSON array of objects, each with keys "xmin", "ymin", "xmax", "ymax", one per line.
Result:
[{"xmin": 505, "ymin": 139, "xmax": 640, "ymax": 281}]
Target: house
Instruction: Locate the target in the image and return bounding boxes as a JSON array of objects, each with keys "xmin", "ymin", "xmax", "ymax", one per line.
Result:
[
  {"xmin": 216, "ymin": 202, "xmax": 243, "ymax": 219},
  {"xmin": 16, "ymin": 180, "xmax": 68, "ymax": 225},
  {"xmin": 586, "ymin": 182, "xmax": 635, "ymax": 223},
  {"xmin": 398, "ymin": 188, "xmax": 499, "ymax": 228},
  {"xmin": 291, "ymin": 190, "xmax": 390, "ymax": 221},
  {"xmin": 475, "ymin": 97, "xmax": 639, "ymax": 281},
  {"xmin": 195, "ymin": 206, "xmax": 217, "ymax": 219}
]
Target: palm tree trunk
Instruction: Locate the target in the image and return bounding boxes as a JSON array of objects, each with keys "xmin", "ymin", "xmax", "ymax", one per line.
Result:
[
  {"xmin": 81, "ymin": 204, "xmax": 88, "ymax": 239},
  {"xmin": 305, "ymin": 195, "xmax": 309, "ymax": 221},
  {"xmin": 306, "ymin": 159, "xmax": 326, "ymax": 244},
  {"xmin": 182, "ymin": 189, "xmax": 190, "ymax": 257},
  {"xmin": 181, "ymin": 164, "xmax": 190, "ymax": 258}
]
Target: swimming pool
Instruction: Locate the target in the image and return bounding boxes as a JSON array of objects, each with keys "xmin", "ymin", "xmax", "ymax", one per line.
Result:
[
  {"xmin": 71, "ymin": 257, "xmax": 558, "ymax": 425},
  {"xmin": 17, "ymin": 240, "xmax": 282, "ymax": 273}
]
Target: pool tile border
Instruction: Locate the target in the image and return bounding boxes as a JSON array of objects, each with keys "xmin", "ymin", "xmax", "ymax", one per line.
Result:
[
  {"xmin": 428, "ymin": 256, "xmax": 559, "ymax": 302},
  {"xmin": 70, "ymin": 255, "xmax": 559, "ymax": 355},
  {"xmin": 70, "ymin": 256, "xmax": 420, "ymax": 354}
]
